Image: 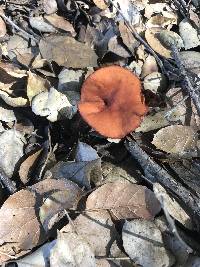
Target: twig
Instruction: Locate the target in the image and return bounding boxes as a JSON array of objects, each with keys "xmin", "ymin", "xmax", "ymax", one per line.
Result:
[
  {"xmin": 170, "ymin": 46, "xmax": 200, "ymax": 116},
  {"xmin": 155, "ymin": 193, "xmax": 193, "ymax": 254},
  {"xmin": 0, "ymin": 13, "xmax": 39, "ymax": 43},
  {"xmin": 125, "ymin": 139, "xmax": 200, "ymax": 231},
  {"xmin": 0, "ymin": 169, "xmax": 17, "ymax": 194}
]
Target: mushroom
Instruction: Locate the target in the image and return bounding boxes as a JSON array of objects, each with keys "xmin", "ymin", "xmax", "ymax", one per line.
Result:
[{"xmin": 78, "ymin": 65, "xmax": 148, "ymax": 138}]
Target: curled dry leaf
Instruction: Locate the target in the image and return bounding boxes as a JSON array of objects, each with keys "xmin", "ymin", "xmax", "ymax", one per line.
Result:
[
  {"xmin": 44, "ymin": 14, "xmax": 76, "ymax": 36},
  {"xmin": 62, "ymin": 210, "xmax": 118, "ymax": 256},
  {"xmin": 152, "ymin": 125, "xmax": 198, "ymax": 156},
  {"xmin": 0, "ymin": 129, "xmax": 26, "ymax": 177},
  {"xmin": 31, "ymin": 87, "xmax": 73, "ymax": 122},
  {"xmin": 145, "ymin": 28, "xmax": 171, "ymax": 58},
  {"xmin": 179, "ymin": 19, "xmax": 200, "ymax": 49},
  {"xmin": 122, "ymin": 219, "xmax": 175, "ymax": 267},
  {"xmin": 86, "ymin": 180, "xmax": 161, "ymax": 220},
  {"xmin": 39, "ymin": 35, "xmax": 98, "ymax": 68},
  {"xmin": 0, "ymin": 179, "xmax": 82, "ymax": 264},
  {"xmin": 0, "ymin": 90, "xmax": 28, "ymax": 107},
  {"xmin": 154, "ymin": 183, "xmax": 192, "ymax": 229},
  {"xmin": 19, "ymin": 148, "xmax": 43, "ymax": 184},
  {"xmin": 27, "ymin": 71, "xmax": 50, "ymax": 102},
  {"xmin": 50, "ymin": 231, "xmax": 96, "ymax": 267}
]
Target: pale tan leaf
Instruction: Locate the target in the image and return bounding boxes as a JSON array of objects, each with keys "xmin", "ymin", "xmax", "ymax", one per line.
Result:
[
  {"xmin": 62, "ymin": 210, "xmax": 118, "ymax": 256},
  {"xmin": 50, "ymin": 231, "xmax": 96, "ymax": 267},
  {"xmin": 93, "ymin": 0, "xmax": 108, "ymax": 10},
  {"xmin": 86, "ymin": 181, "xmax": 161, "ymax": 220},
  {"xmin": 118, "ymin": 21, "xmax": 140, "ymax": 53},
  {"xmin": 39, "ymin": 35, "xmax": 98, "ymax": 68},
  {"xmin": 0, "ymin": 129, "xmax": 26, "ymax": 177},
  {"xmin": 122, "ymin": 219, "xmax": 175, "ymax": 267},
  {"xmin": 27, "ymin": 71, "xmax": 50, "ymax": 102},
  {"xmin": 145, "ymin": 28, "xmax": 171, "ymax": 58},
  {"xmin": 44, "ymin": 14, "xmax": 76, "ymax": 36},
  {"xmin": 19, "ymin": 149, "xmax": 43, "ymax": 184},
  {"xmin": 0, "ymin": 90, "xmax": 28, "ymax": 107},
  {"xmin": 152, "ymin": 125, "xmax": 198, "ymax": 155}
]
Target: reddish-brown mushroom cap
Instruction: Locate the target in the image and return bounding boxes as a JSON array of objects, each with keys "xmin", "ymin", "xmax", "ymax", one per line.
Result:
[{"xmin": 78, "ymin": 66, "xmax": 148, "ymax": 138}]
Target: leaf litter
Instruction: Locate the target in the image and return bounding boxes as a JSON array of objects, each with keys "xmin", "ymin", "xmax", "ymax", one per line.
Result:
[{"xmin": 0, "ymin": 0, "xmax": 200, "ymax": 266}]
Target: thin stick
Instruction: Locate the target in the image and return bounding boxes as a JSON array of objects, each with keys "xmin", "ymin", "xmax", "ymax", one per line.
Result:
[
  {"xmin": 0, "ymin": 13, "xmax": 39, "ymax": 43},
  {"xmin": 156, "ymin": 193, "xmax": 193, "ymax": 254}
]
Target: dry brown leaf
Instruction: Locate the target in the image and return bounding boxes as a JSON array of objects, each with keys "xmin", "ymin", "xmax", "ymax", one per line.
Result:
[
  {"xmin": 86, "ymin": 181, "xmax": 161, "ymax": 220},
  {"xmin": 0, "ymin": 189, "xmax": 42, "ymax": 264},
  {"xmin": 0, "ymin": 179, "xmax": 82, "ymax": 264},
  {"xmin": 50, "ymin": 231, "xmax": 96, "ymax": 267},
  {"xmin": 93, "ymin": 0, "xmax": 108, "ymax": 10},
  {"xmin": 39, "ymin": 35, "xmax": 98, "ymax": 68},
  {"xmin": 19, "ymin": 149, "xmax": 43, "ymax": 184},
  {"xmin": 44, "ymin": 14, "xmax": 76, "ymax": 36},
  {"xmin": 145, "ymin": 28, "xmax": 171, "ymax": 58},
  {"xmin": 118, "ymin": 21, "xmax": 140, "ymax": 53},
  {"xmin": 122, "ymin": 219, "xmax": 175, "ymax": 267},
  {"xmin": 152, "ymin": 125, "xmax": 198, "ymax": 155},
  {"xmin": 0, "ymin": 17, "xmax": 6, "ymax": 38},
  {"xmin": 27, "ymin": 71, "xmax": 50, "ymax": 102},
  {"xmin": 62, "ymin": 210, "xmax": 118, "ymax": 256}
]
